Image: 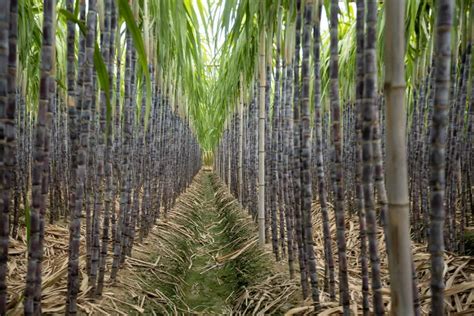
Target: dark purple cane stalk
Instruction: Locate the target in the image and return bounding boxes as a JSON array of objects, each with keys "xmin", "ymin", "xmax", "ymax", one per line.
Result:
[
  {"xmin": 429, "ymin": 0, "xmax": 453, "ymax": 314},
  {"xmin": 24, "ymin": 0, "xmax": 56, "ymax": 313}
]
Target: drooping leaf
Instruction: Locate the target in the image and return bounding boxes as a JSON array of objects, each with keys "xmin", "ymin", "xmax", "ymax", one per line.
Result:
[
  {"xmin": 117, "ymin": 0, "xmax": 152, "ymax": 129},
  {"xmin": 58, "ymin": 8, "xmax": 87, "ymax": 35},
  {"xmin": 94, "ymin": 41, "xmax": 112, "ymax": 130}
]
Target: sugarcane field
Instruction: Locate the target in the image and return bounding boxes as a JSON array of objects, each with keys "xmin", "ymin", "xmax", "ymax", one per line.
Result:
[{"xmin": 0, "ymin": 0, "xmax": 473, "ymax": 315}]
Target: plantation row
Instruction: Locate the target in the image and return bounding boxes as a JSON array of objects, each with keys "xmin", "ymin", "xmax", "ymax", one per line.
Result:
[
  {"xmin": 215, "ymin": 0, "xmax": 472, "ymax": 315},
  {"xmin": 0, "ymin": 0, "xmax": 201, "ymax": 315},
  {"xmin": 0, "ymin": 0, "xmax": 473, "ymax": 315}
]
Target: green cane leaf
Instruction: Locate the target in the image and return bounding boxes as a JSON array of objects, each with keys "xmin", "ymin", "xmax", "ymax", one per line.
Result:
[
  {"xmin": 58, "ymin": 8, "xmax": 87, "ymax": 35},
  {"xmin": 117, "ymin": 0, "xmax": 152, "ymax": 131},
  {"xmin": 94, "ymin": 41, "xmax": 112, "ymax": 129}
]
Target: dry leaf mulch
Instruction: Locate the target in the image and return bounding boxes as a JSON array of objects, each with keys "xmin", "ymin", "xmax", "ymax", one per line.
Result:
[
  {"xmin": 5, "ymin": 174, "xmax": 473, "ymax": 315},
  {"xmin": 284, "ymin": 202, "xmax": 474, "ymax": 315},
  {"xmin": 7, "ymin": 224, "xmax": 96, "ymax": 315}
]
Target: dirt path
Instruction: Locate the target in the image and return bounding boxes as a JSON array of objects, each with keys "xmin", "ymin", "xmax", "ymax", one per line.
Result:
[
  {"xmin": 178, "ymin": 173, "xmax": 235, "ymax": 314},
  {"xmin": 89, "ymin": 170, "xmax": 297, "ymax": 315}
]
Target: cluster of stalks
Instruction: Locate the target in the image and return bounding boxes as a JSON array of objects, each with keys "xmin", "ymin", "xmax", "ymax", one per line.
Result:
[
  {"xmin": 216, "ymin": 0, "xmax": 469, "ymax": 315},
  {"xmin": 0, "ymin": 0, "xmax": 201, "ymax": 315}
]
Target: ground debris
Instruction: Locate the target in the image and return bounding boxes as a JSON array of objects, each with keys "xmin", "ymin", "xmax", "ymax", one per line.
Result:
[{"xmin": 5, "ymin": 171, "xmax": 473, "ymax": 315}]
